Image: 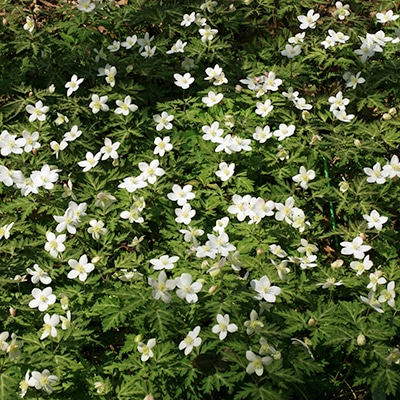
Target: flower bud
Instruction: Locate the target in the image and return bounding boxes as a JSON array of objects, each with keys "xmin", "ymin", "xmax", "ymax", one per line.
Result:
[
  {"xmin": 354, "ymin": 139, "xmax": 361, "ymax": 147},
  {"xmin": 2, "ymin": 18, "xmax": 7, "ymax": 26},
  {"xmin": 357, "ymin": 333, "xmax": 366, "ymax": 346},
  {"xmin": 331, "ymin": 259, "xmax": 343, "ymax": 271},
  {"xmin": 273, "ymin": 351, "xmax": 282, "ymax": 360},
  {"xmin": 382, "ymin": 113, "xmax": 392, "ymax": 120},
  {"xmin": 235, "ymin": 85, "xmax": 242, "ymax": 92},
  {"xmin": 134, "ymin": 334, "xmax": 143, "ymax": 343},
  {"xmin": 307, "ymin": 318, "xmax": 316, "ymax": 327},
  {"xmin": 208, "ymin": 285, "xmax": 217, "ymax": 294},
  {"xmin": 92, "ymin": 256, "xmax": 100, "ymax": 264},
  {"xmin": 256, "ymin": 248, "xmax": 265, "ymax": 256},
  {"xmin": 339, "ymin": 180, "xmax": 349, "ymax": 193},
  {"xmin": 389, "ymin": 107, "xmax": 397, "ymax": 116},
  {"xmin": 126, "ymin": 65, "xmax": 133, "ymax": 73},
  {"xmin": 144, "ymin": 395, "xmax": 154, "ymax": 400},
  {"xmin": 48, "ymin": 84, "xmax": 55, "ymax": 93},
  {"xmin": 9, "ymin": 307, "xmax": 16, "ymax": 317},
  {"xmin": 302, "ymin": 110, "xmax": 311, "ymax": 121}
]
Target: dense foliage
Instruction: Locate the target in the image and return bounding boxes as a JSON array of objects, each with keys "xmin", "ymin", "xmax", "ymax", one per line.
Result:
[{"xmin": 0, "ymin": 0, "xmax": 400, "ymax": 398}]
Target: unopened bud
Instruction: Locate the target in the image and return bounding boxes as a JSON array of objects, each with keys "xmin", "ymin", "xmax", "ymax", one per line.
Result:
[
  {"xmin": 357, "ymin": 333, "xmax": 366, "ymax": 346},
  {"xmin": 48, "ymin": 84, "xmax": 55, "ymax": 93},
  {"xmin": 389, "ymin": 107, "xmax": 397, "ymax": 116},
  {"xmin": 302, "ymin": 110, "xmax": 311, "ymax": 121},
  {"xmin": 339, "ymin": 180, "xmax": 349, "ymax": 193},
  {"xmin": 2, "ymin": 18, "xmax": 7, "ymax": 26},
  {"xmin": 235, "ymin": 85, "xmax": 242, "ymax": 92},
  {"xmin": 272, "ymin": 351, "xmax": 281, "ymax": 360},
  {"xmin": 9, "ymin": 307, "xmax": 16, "ymax": 317},
  {"xmin": 382, "ymin": 113, "xmax": 392, "ymax": 120},
  {"xmin": 134, "ymin": 334, "xmax": 143, "ymax": 343},
  {"xmin": 360, "ymin": 232, "xmax": 366, "ymax": 241},
  {"xmin": 331, "ymin": 259, "xmax": 343, "ymax": 271},
  {"xmin": 92, "ymin": 256, "xmax": 100, "ymax": 264},
  {"xmin": 208, "ymin": 285, "xmax": 217, "ymax": 294},
  {"xmin": 307, "ymin": 318, "xmax": 316, "ymax": 327},
  {"xmin": 126, "ymin": 64, "xmax": 133, "ymax": 73},
  {"xmin": 354, "ymin": 139, "xmax": 361, "ymax": 147},
  {"xmin": 144, "ymin": 395, "xmax": 154, "ymax": 400},
  {"xmin": 256, "ymin": 248, "xmax": 265, "ymax": 256}
]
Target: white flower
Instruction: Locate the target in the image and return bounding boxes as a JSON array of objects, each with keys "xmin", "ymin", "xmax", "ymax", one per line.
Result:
[
  {"xmin": 281, "ymin": 44, "xmax": 301, "ymax": 58},
  {"xmin": 297, "ymin": 9, "xmax": 320, "ymax": 29},
  {"xmin": 40, "ymin": 313, "xmax": 60, "ymax": 340},
  {"xmin": 246, "ymin": 350, "xmax": 273, "ymax": 376},
  {"xmin": 0, "ymin": 222, "xmax": 14, "ymax": 240},
  {"xmin": 140, "ymin": 45, "xmax": 156, "ymax": 58},
  {"xmin": 181, "ymin": 12, "xmax": 196, "ymax": 27},
  {"xmin": 250, "ymin": 275, "xmax": 281, "ymax": 303},
  {"xmin": 118, "ymin": 175, "xmax": 147, "ymax": 193},
  {"xmin": 333, "ymin": 109, "xmax": 355, "ymax": 123},
  {"xmin": 273, "ymin": 123, "xmax": 295, "ymax": 141},
  {"xmin": 205, "ymin": 64, "xmax": 228, "ymax": 85},
  {"xmin": 153, "ymin": 136, "xmax": 173, "ymax": 156},
  {"xmin": 292, "ymin": 166, "xmax": 315, "ymax": 189},
  {"xmin": 25, "ymin": 101, "xmax": 49, "ymax": 122},
  {"xmin": 363, "ymin": 209, "xmax": 388, "ymax": 231},
  {"xmin": 334, "ymin": 2, "xmax": 350, "ymax": 20},
  {"xmin": 114, "ymin": 95, "xmax": 138, "ymax": 115},
  {"xmin": 26, "ymin": 264, "xmax": 51, "ymax": 285},
  {"xmin": 176, "ymin": 273, "xmax": 202, "ymax": 303},
  {"xmin": 63, "ymin": 125, "xmax": 82, "ymax": 142},
  {"xmin": 88, "ymin": 219, "xmax": 107, "ymax": 240},
  {"xmin": 202, "ymin": 91, "xmax": 223, "ymax": 107},
  {"xmin": 174, "ymin": 72, "xmax": 194, "ymax": 89},
  {"xmin": 77, "ymin": 0, "xmax": 95, "ymax": 12},
  {"xmin": 22, "ymin": 130, "xmax": 40, "ymax": 153},
  {"xmin": 175, "ymin": 203, "xmax": 196, "ymax": 225},
  {"xmin": 148, "ymin": 271, "xmax": 176, "ymax": 303},
  {"xmin": 137, "ymin": 32, "xmax": 154, "ymax": 51},
  {"xmin": 376, "ymin": 10, "xmax": 399, "ymax": 23},
  {"xmin": 137, "ymin": 338, "xmax": 156, "ymax": 362},
  {"xmin": 255, "ymin": 99, "xmax": 273, "ymax": 117},
  {"xmin": 78, "ymin": 151, "xmax": 101, "ymax": 172},
  {"xmin": 364, "ymin": 162, "xmax": 386, "ymax": 184},
  {"xmin": 360, "ymin": 291, "xmax": 384, "ymax": 313},
  {"xmin": 343, "ymin": 71, "xmax": 365, "ymax": 89},
  {"xmin": 121, "ymin": 35, "xmax": 137, "ymax": 49},
  {"xmin": 340, "ymin": 236, "xmax": 371, "ymax": 259},
  {"xmin": 67, "ymin": 254, "xmax": 95, "ymax": 281},
  {"xmin": 153, "ymin": 111, "xmax": 174, "ymax": 131},
  {"xmin": 29, "ymin": 287, "xmax": 56, "ymax": 312},
  {"xmin": 65, "ymin": 74, "xmax": 84, "ymax": 97},
  {"xmin": 167, "ymin": 184, "xmax": 195, "ymax": 206},
  {"xmin": 44, "ymin": 232, "xmax": 66, "ymax": 258},
  {"xmin": 253, "ymin": 125, "xmax": 271, "ymax": 143},
  {"xmin": 179, "ymin": 326, "xmax": 202, "ymax": 355},
  {"xmin": 107, "ymin": 40, "xmax": 120, "ymax": 52},
  {"xmin": 150, "ymin": 255, "xmax": 179, "ymax": 270},
  {"xmin": 215, "ymin": 162, "xmax": 235, "ymax": 182},
  {"xmin": 28, "ymin": 369, "xmax": 58, "ymax": 394},
  {"xmin": 350, "ymin": 255, "xmax": 373, "ymax": 276},
  {"xmin": 328, "ymin": 91, "xmax": 350, "ymax": 112},
  {"xmin": 199, "ymin": 25, "xmax": 218, "ymax": 42},
  {"xmin": 167, "ymin": 39, "xmax": 187, "ymax": 54},
  {"xmin": 100, "ymin": 138, "xmax": 120, "ymax": 160},
  {"xmin": 23, "ymin": 16, "xmax": 35, "ymax": 32},
  {"xmin": 212, "ymin": 314, "xmax": 238, "ymax": 340},
  {"xmin": 89, "ymin": 94, "xmax": 109, "ymax": 114},
  {"xmin": 378, "ymin": 281, "xmax": 396, "ymax": 307},
  {"xmin": 202, "ymin": 121, "xmax": 224, "ymax": 142},
  {"xmin": 244, "ymin": 310, "xmax": 264, "ymax": 335},
  {"xmin": 138, "ymin": 159, "xmax": 165, "ymax": 184}
]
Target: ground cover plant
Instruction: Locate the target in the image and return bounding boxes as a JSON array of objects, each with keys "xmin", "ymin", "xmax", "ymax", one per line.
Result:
[{"xmin": 0, "ymin": 0, "xmax": 400, "ymax": 398}]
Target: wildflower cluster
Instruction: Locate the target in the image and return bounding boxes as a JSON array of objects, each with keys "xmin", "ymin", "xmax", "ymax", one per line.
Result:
[{"xmin": 1, "ymin": 0, "xmax": 400, "ymax": 399}]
